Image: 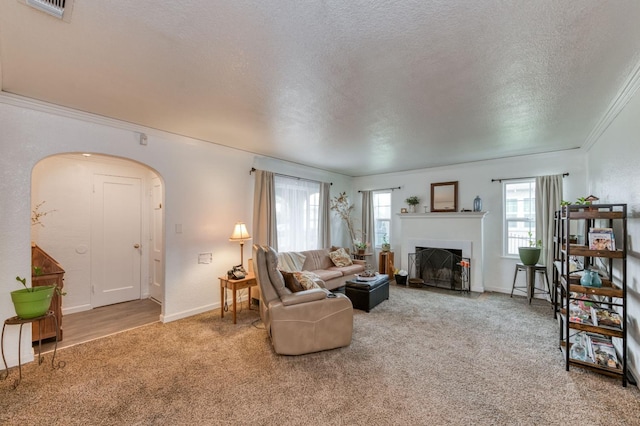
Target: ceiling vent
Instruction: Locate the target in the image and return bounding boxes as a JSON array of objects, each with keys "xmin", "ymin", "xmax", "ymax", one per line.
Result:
[{"xmin": 26, "ymin": 0, "xmax": 66, "ymax": 19}]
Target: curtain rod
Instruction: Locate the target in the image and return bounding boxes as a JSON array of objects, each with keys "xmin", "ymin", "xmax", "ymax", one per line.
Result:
[
  {"xmin": 491, "ymin": 173, "xmax": 569, "ymax": 183},
  {"xmin": 358, "ymin": 186, "xmax": 401, "ymax": 193},
  {"xmin": 250, "ymin": 167, "xmax": 332, "ymax": 185}
]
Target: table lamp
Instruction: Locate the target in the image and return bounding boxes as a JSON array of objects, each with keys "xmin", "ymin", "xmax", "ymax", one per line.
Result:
[{"xmin": 229, "ymin": 222, "xmax": 252, "ymax": 268}]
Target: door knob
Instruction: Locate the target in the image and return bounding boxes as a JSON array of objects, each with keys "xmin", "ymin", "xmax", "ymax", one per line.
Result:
[{"xmin": 134, "ymin": 244, "xmax": 140, "ymax": 249}]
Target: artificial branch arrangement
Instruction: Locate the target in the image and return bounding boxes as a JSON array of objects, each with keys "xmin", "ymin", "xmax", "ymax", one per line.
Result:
[{"xmin": 31, "ymin": 201, "xmax": 57, "ymax": 227}]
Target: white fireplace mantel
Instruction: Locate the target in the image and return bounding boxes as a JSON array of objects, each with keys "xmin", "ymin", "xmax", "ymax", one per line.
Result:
[
  {"xmin": 397, "ymin": 211, "xmax": 488, "ymax": 292},
  {"xmin": 397, "ymin": 211, "xmax": 488, "ymax": 220}
]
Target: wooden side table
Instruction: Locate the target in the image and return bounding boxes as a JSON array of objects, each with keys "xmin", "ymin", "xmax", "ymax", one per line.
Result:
[
  {"xmin": 219, "ymin": 274, "xmax": 257, "ymax": 324},
  {"xmin": 379, "ymin": 251, "xmax": 394, "ymax": 275},
  {"xmin": 352, "ymin": 252, "xmax": 373, "ymax": 261}
]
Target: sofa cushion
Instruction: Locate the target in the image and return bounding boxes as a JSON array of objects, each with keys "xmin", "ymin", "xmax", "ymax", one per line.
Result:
[
  {"xmin": 328, "ymin": 264, "xmax": 365, "ymax": 275},
  {"xmin": 301, "ymin": 249, "xmax": 334, "ymax": 270},
  {"xmin": 266, "ymin": 247, "xmax": 291, "ymax": 297},
  {"xmin": 329, "ymin": 247, "xmax": 353, "ymax": 267},
  {"xmin": 281, "ymin": 271, "xmax": 305, "ymax": 293},
  {"xmin": 277, "ymin": 251, "xmax": 306, "ymax": 272},
  {"xmin": 312, "ymin": 269, "xmax": 343, "ymax": 282}
]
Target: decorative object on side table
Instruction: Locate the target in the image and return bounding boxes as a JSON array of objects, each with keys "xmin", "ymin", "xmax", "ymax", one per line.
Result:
[
  {"xmin": 405, "ymin": 196, "xmax": 420, "ymax": 213},
  {"xmin": 518, "ymin": 231, "xmax": 542, "ymax": 266},
  {"xmin": 381, "ymin": 234, "xmax": 390, "ymax": 252},
  {"xmin": 229, "ymin": 222, "xmax": 252, "ymax": 268},
  {"xmin": 354, "ymin": 240, "xmax": 368, "ymax": 255}
]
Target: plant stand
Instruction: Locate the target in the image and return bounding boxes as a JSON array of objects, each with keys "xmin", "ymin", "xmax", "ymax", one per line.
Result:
[{"xmin": 1, "ymin": 311, "xmax": 64, "ymax": 388}]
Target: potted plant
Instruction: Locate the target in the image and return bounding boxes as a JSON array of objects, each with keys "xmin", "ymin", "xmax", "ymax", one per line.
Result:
[
  {"xmin": 394, "ymin": 268, "xmax": 408, "ymax": 286},
  {"xmin": 354, "ymin": 240, "xmax": 368, "ymax": 255},
  {"xmin": 10, "ymin": 267, "xmax": 65, "ymax": 319},
  {"xmin": 518, "ymin": 232, "xmax": 542, "ymax": 266},
  {"xmin": 381, "ymin": 234, "xmax": 391, "ymax": 252},
  {"xmin": 405, "ymin": 196, "xmax": 420, "ymax": 213}
]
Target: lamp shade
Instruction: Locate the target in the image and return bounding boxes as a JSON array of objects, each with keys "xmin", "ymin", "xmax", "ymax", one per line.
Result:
[{"xmin": 229, "ymin": 222, "xmax": 251, "ymax": 242}]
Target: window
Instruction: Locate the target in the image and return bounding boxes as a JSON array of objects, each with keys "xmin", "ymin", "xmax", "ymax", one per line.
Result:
[
  {"xmin": 373, "ymin": 191, "xmax": 391, "ymax": 248},
  {"xmin": 274, "ymin": 175, "xmax": 320, "ymax": 252},
  {"xmin": 503, "ymin": 179, "xmax": 536, "ymax": 256}
]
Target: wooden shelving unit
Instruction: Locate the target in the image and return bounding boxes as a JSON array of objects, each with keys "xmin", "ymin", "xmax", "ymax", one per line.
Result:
[{"xmin": 554, "ymin": 204, "xmax": 628, "ymax": 386}]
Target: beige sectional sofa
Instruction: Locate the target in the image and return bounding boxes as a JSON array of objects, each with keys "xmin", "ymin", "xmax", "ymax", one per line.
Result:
[
  {"xmin": 251, "ymin": 247, "xmax": 366, "ymax": 303},
  {"xmin": 297, "ymin": 248, "xmax": 366, "ymax": 290}
]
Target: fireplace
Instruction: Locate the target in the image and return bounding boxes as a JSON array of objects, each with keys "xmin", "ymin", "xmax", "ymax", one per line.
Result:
[
  {"xmin": 399, "ymin": 212, "xmax": 487, "ymax": 292},
  {"xmin": 408, "ymin": 247, "xmax": 470, "ymax": 291}
]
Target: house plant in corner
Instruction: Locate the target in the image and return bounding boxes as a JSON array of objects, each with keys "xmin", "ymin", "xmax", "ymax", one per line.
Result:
[
  {"xmin": 10, "ymin": 269, "xmax": 57, "ymax": 319},
  {"xmin": 518, "ymin": 232, "xmax": 542, "ymax": 266}
]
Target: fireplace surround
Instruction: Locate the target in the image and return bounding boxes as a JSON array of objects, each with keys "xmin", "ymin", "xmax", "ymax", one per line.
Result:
[{"xmin": 398, "ymin": 211, "xmax": 487, "ymax": 292}]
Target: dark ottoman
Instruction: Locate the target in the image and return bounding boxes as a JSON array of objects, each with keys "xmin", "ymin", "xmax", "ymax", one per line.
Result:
[{"xmin": 345, "ymin": 274, "xmax": 390, "ymax": 312}]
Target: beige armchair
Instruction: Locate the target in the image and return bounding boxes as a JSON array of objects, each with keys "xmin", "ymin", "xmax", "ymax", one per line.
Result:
[{"xmin": 252, "ymin": 245, "xmax": 353, "ymax": 355}]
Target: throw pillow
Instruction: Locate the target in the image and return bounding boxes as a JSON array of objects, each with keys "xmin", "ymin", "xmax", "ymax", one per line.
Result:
[
  {"xmin": 329, "ymin": 247, "xmax": 353, "ymax": 267},
  {"xmin": 293, "ymin": 271, "xmax": 322, "ymax": 290},
  {"xmin": 277, "ymin": 251, "xmax": 306, "ymax": 272},
  {"xmin": 281, "ymin": 271, "xmax": 305, "ymax": 293}
]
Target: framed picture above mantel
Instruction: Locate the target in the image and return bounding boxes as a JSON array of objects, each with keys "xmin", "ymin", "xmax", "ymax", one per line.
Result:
[{"xmin": 431, "ymin": 181, "xmax": 458, "ymax": 212}]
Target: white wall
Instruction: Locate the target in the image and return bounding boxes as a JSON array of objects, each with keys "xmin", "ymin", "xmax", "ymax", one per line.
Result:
[
  {"xmin": 585, "ymin": 85, "xmax": 640, "ymax": 380},
  {"xmin": 0, "ymin": 97, "xmax": 351, "ymax": 367},
  {"xmin": 353, "ymin": 151, "xmax": 588, "ymax": 294}
]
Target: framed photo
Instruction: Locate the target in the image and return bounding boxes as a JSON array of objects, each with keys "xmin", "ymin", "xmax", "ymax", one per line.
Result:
[
  {"xmin": 400, "ymin": 208, "xmax": 408, "ymax": 213},
  {"xmin": 431, "ymin": 181, "xmax": 458, "ymax": 212}
]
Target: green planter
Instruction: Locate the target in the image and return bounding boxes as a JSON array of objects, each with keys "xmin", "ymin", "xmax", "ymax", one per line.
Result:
[
  {"xmin": 518, "ymin": 247, "xmax": 541, "ymax": 266},
  {"xmin": 10, "ymin": 285, "xmax": 55, "ymax": 319}
]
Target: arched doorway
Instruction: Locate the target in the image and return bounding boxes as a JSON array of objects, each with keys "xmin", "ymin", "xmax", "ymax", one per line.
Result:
[{"xmin": 31, "ymin": 153, "xmax": 164, "ymax": 344}]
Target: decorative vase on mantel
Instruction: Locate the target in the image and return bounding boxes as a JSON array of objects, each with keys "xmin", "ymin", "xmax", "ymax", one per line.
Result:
[
  {"xmin": 473, "ymin": 196, "xmax": 482, "ymax": 212},
  {"xmin": 408, "ymin": 205, "xmax": 416, "ymax": 213}
]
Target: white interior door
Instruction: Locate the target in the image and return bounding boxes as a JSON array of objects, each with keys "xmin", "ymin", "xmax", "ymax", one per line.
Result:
[
  {"xmin": 149, "ymin": 177, "xmax": 164, "ymax": 303},
  {"xmin": 91, "ymin": 174, "xmax": 142, "ymax": 307}
]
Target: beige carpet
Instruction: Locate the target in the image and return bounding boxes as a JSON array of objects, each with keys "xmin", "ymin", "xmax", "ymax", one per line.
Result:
[{"xmin": 2, "ymin": 286, "xmax": 639, "ymax": 425}]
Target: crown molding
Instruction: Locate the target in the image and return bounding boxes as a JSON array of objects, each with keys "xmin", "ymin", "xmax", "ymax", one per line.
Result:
[
  {"xmin": 583, "ymin": 58, "xmax": 640, "ymax": 151},
  {"xmin": 0, "ymin": 91, "xmax": 155, "ymax": 135}
]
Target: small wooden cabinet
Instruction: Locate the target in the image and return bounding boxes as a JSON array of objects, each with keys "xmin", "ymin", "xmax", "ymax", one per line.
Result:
[
  {"xmin": 378, "ymin": 251, "xmax": 394, "ymax": 275},
  {"xmin": 31, "ymin": 244, "xmax": 64, "ymax": 342}
]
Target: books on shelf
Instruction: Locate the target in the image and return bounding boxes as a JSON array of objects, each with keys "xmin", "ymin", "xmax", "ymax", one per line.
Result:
[
  {"xmin": 569, "ymin": 333, "xmax": 621, "ymax": 369},
  {"xmin": 588, "ymin": 227, "xmax": 615, "ymax": 251},
  {"xmin": 569, "ymin": 300, "xmax": 593, "ymax": 325},
  {"xmin": 591, "ymin": 307, "xmax": 622, "ymax": 329},
  {"xmin": 568, "ymin": 297, "xmax": 622, "ymax": 330},
  {"xmin": 590, "ymin": 334, "xmax": 620, "ymax": 369}
]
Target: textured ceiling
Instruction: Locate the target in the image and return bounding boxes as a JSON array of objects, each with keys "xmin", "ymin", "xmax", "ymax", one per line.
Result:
[{"xmin": 1, "ymin": 1, "xmax": 639, "ymax": 176}]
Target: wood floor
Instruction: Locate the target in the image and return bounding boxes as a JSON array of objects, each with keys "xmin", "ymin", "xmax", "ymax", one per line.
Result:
[{"xmin": 37, "ymin": 298, "xmax": 161, "ymax": 353}]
